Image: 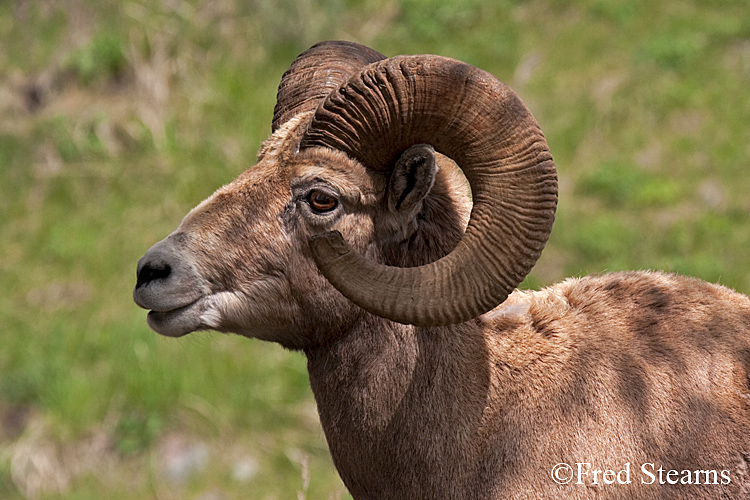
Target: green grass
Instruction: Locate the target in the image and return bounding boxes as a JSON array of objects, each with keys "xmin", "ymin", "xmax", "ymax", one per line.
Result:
[{"xmin": 1, "ymin": 0, "xmax": 749, "ymax": 498}]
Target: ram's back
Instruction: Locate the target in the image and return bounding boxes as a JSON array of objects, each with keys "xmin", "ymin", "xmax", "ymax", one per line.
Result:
[{"xmin": 479, "ymin": 271, "xmax": 750, "ymax": 498}]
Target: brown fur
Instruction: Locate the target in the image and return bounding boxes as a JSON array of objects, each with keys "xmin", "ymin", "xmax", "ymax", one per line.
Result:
[
  {"xmin": 136, "ymin": 117, "xmax": 750, "ymax": 499},
  {"xmin": 306, "ymin": 272, "xmax": 750, "ymax": 499}
]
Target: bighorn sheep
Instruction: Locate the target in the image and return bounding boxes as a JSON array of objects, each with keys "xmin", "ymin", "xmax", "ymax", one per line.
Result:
[{"xmin": 133, "ymin": 41, "xmax": 750, "ymax": 499}]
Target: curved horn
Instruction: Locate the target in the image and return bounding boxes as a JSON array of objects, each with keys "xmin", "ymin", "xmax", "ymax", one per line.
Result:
[
  {"xmin": 272, "ymin": 41, "xmax": 386, "ymax": 132},
  {"xmin": 302, "ymin": 55, "xmax": 558, "ymax": 327}
]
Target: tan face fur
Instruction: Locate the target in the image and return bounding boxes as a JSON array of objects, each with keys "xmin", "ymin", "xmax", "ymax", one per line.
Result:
[{"xmin": 134, "ymin": 114, "xmax": 466, "ymax": 349}]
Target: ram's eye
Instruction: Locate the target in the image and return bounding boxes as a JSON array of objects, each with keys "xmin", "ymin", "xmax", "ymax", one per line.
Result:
[{"xmin": 307, "ymin": 190, "xmax": 338, "ymax": 213}]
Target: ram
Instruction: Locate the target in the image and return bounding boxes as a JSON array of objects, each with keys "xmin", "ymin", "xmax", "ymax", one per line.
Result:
[{"xmin": 133, "ymin": 41, "xmax": 750, "ymax": 499}]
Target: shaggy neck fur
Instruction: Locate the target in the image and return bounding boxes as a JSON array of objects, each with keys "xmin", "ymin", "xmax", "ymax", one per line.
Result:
[
  {"xmin": 305, "ymin": 317, "xmax": 490, "ymax": 498},
  {"xmin": 302, "ymin": 155, "xmax": 487, "ymax": 497}
]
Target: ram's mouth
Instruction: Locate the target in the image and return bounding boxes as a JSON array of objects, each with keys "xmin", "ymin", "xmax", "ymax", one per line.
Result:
[{"xmin": 145, "ymin": 298, "xmax": 205, "ymax": 337}]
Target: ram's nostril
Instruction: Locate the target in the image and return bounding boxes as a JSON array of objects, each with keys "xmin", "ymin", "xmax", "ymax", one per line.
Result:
[{"xmin": 136, "ymin": 261, "xmax": 172, "ymax": 289}]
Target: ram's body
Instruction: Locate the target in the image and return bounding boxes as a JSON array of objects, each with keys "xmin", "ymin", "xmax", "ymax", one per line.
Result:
[
  {"xmin": 308, "ymin": 270, "xmax": 750, "ymax": 499},
  {"xmin": 133, "ymin": 42, "xmax": 750, "ymax": 499}
]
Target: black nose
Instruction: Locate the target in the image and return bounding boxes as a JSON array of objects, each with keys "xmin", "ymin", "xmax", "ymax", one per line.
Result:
[{"xmin": 136, "ymin": 259, "xmax": 172, "ymax": 289}]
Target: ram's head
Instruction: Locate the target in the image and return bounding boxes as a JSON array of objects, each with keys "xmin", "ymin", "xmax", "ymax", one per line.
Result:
[{"xmin": 133, "ymin": 41, "xmax": 557, "ymax": 349}]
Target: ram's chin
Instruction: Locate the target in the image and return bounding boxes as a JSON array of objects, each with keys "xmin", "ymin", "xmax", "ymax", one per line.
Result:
[
  {"xmin": 147, "ymin": 299, "xmax": 205, "ymax": 337},
  {"xmin": 194, "ymin": 291, "xmax": 306, "ymax": 347}
]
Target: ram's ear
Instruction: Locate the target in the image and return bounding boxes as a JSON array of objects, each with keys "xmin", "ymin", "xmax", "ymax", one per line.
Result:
[{"xmin": 387, "ymin": 144, "xmax": 438, "ymax": 215}]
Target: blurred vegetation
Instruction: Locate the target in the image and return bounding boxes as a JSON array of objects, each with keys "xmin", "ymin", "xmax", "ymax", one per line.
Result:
[{"xmin": 0, "ymin": 0, "xmax": 748, "ymax": 498}]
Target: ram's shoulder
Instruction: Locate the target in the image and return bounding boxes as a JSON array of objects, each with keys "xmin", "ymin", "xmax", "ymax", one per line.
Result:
[{"xmin": 482, "ymin": 271, "xmax": 750, "ymax": 341}]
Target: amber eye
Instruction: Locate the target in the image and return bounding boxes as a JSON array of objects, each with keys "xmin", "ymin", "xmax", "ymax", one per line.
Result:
[{"xmin": 307, "ymin": 190, "xmax": 338, "ymax": 213}]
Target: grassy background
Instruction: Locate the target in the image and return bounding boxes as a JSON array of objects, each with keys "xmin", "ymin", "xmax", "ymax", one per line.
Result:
[{"xmin": 1, "ymin": 0, "xmax": 748, "ymax": 498}]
